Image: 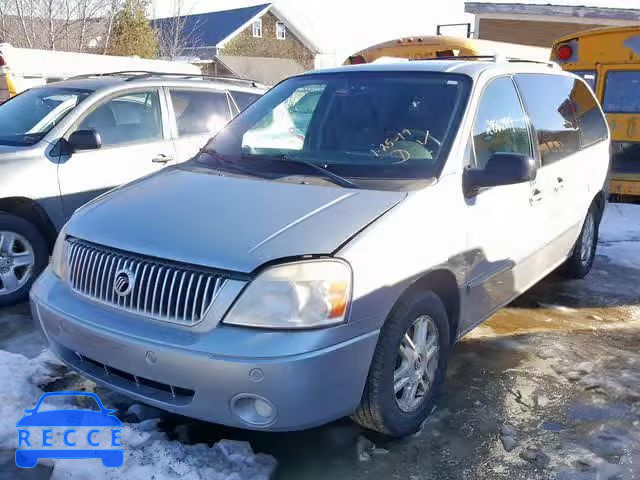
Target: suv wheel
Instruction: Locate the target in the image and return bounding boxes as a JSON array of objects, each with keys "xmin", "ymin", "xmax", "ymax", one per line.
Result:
[
  {"xmin": 560, "ymin": 204, "xmax": 598, "ymax": 279},
  {"xmin": 352, "ymin": 291, "xmax": 450, "ymax": 437},
  {"xmin": 0, "ymin": 213, "xmax": 49, "ymax": 306}
]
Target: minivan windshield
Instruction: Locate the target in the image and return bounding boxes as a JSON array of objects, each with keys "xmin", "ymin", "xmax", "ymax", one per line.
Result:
[
  {"xmin": 200, "ymin": 72, "xmax": 471, "ymax": 189},
  {"xmin": 0, "ymin": 86, "xmax": 93, "ymax": 146}
]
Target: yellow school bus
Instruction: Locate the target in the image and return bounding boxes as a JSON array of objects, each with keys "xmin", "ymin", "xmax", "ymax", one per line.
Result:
[
  {"xmin": 345, "ymin": 35, "xmax": 551, "ymax": 65},
  {"xmin": 552, "ymin": 26, "xmax": 640, "ymax": 201}
]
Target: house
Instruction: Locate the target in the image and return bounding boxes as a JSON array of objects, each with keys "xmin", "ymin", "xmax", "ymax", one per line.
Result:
[
  {"xmin": 0, "ymin": 15, "xmax": 106, "ymax": 52},
  {"xmin": 465, "ymin": 2, "xmax": 640, "ymax": 47},
  {"xmin": 153, "ymin": 3, "xmax": 321, "ymax": 84}
]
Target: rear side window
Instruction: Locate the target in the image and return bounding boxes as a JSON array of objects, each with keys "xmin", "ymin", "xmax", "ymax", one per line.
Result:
[
  {"xmin": 230, "ymin": 91, "xmax": 261, "ymax": 112},
  {"xmin": 603, "ymin": 70, "xmax": 640, "ymax": 113},
  {"xmin": 571, "ymin": 80, "xmax": 608, "ymax": 148},
  {"xmin": 170, "ymin": 89, "xmax": 232, "ymax": 137},
  {"xmin": 515, "ymin": 74, "xmax": 581, "ymax": 166},
  {"xmin": 472, "ymin": 76, "xmax": 532, "ymax": 170}
]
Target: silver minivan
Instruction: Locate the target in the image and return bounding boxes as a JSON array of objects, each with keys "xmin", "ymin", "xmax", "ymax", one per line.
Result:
[
  {"xmin": 31, "ymin": 59, "xmax": 609, "ymax": 436},
  {"xmin": 0, "ymin": 72, "xmax": 265, "ymax": 305}
]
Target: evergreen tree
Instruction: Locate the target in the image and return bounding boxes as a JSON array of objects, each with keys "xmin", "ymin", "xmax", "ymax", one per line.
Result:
[{"xmin": 106, "ymin": 0, "xmax": 157, "ymax": 58}]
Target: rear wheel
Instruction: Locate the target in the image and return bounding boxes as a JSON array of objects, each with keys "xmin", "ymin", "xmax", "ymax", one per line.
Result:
[
  {"xmin": 0, "ymin": 213, "xmax": 49, "ymax": 306},
  {"xmin": 560, "ymin": 204, "xmax": 598, "ymax": 279},
  {"xmin": 352, "ymin": 291, "xmax": 450, "ymax": 437}
]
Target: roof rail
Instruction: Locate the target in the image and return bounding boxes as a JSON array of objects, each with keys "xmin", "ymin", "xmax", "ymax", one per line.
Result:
[
  {"xmin": 122, "ymin": 72, "xmax": 263, "ymax": 87},
  {"xmin": 411, "ymin": 55, "xmax": 558, "ymax": 68},
  {"xmin": 412, "ymin": 55, "xmax": 497, "ymax": 61},
  {"xmin": 68, "ymin": 71, "xmax": 165, "ymax": 80},
  {"xmin": 68, "ymin": 71, "xmax": 264, "ymax": 87}
]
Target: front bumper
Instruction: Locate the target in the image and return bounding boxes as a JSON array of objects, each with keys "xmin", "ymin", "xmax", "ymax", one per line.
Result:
[{"xmin": 31, "ymin": 269, "xmax": 379, "ymax": 431}]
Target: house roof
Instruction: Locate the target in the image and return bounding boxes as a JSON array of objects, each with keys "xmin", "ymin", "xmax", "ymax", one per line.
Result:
[
  {"xmin": 216, "ymin": 54, "xmax": 305, "ymax": 85},
  {"xmin": 153, "ymin": 3, "xmax": 320, "ymax": 53},
  {"xmin": 465, "ymin": 2, "xmax": 640, "ymax": 20},
  {"xmin": 154, "ymin": 3, "xmax": 271, "ymax": 49}
]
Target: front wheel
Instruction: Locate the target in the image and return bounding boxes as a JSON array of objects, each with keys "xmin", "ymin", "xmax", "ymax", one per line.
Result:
[
  {"xmin": 0, "ymin": 213, "xmax": 49, "ymax": 306},
  {"xmin": 560, "ymin": 204, "xmax": 599, "ymax": 279},
  {"xmin": 352, "ymin": 291, "xmax": 450, "ymax": 437}
]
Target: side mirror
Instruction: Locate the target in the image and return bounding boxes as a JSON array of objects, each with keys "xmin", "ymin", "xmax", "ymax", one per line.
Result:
[
  {"xmin": 68, "ymin": 129, "xmax": 102, "ymax": 152},
  {"xmin": 464, "ymin": 153, "xmax": 536, "ymax": 193}
]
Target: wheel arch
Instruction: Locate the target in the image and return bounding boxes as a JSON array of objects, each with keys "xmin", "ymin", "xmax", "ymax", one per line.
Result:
[
  {"xmin": 392, "ymin": 268, "xmax": 461, "ymax": 348},
  {"xmin": 593, "ymin": 189, "xmax": 606, "ymax": 224},
  {"xmin": 0, "ymin": 197, "xmax": 58, "ymax": 251}
]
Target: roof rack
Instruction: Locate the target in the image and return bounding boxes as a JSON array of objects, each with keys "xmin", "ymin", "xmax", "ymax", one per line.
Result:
[
  {"xmin": 68, "ymin": 71, "xmax": 264, "ymax": 87},
  {"xmin": 411, "ymin": 55, "xmax": 558, "ymax": 68}
]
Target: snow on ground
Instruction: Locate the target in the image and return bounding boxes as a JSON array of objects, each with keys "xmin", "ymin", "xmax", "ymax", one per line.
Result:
[
  {"xmin": 598, "ymin": 203, "xmax": 640, "ymax": 269},
  {"xmin": 0, "ymin": 349, "xmax": 276, "ymax": 479}
]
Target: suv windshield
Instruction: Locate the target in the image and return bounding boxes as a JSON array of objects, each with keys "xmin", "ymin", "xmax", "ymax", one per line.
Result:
[
  {"xmin": 200, "ymin": 72, "xmax": 471, "ymax": 189},
  {"xmin": 0, "ymin": 86, "xmax": 93, "ymax": 146}
]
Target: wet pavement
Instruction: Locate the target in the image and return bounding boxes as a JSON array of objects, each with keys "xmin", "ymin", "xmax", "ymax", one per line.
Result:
[{"xmin": 2, "ymin": 250, "xmax": 639, "ymax": 479}]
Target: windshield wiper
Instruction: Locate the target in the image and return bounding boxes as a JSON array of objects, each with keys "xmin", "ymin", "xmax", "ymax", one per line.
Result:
[
  {"xmin": 242, "ymin": 153, "xmax": 360, "ymax": 189},
  {"xmin": 200, "ymin": 148, "xmax": 266, "ymax": 179}
]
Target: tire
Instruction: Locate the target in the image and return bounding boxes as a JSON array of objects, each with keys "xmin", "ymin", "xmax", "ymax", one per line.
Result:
[
  {"xmin": 0, "ymin": 213, "xmax": 49, "ymax": 306},
  {"xmin": 352, "ymin": 290, "xmax": 450, "ymax": 437},
  {"xmin": 560, "ymin": 203, "xmax": 599, "ymax": 279}
]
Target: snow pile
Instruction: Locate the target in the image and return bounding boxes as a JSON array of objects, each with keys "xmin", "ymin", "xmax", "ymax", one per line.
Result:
[
  {"xmin": 0, "ymin": 349, "xmax": 276, "ymax": 480},
  {"xmin": 598, "ymin": 204, "xmax": 640, "ymax": 269},
  {"xmin": 0, "ymin": 349, "xmax": 65, "ymax": 448}
]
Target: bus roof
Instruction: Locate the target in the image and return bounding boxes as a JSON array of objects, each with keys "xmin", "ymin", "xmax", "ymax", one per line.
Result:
[
  {"xmin": 555, "ymin": 25, "xmax": 640, "ymax": 44},
  {"xmin": 349, "ymin": 35, "xmax": 550, "ymax": 64}
]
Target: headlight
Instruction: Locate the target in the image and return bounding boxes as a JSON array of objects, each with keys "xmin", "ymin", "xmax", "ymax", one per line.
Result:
[
  {"xmin": 50, "ymin": 223, "xmax": 69, "ymax": 279},
  {"xmin": 223, "ymin": 260, "xmax": 352, "ymax": 329}
]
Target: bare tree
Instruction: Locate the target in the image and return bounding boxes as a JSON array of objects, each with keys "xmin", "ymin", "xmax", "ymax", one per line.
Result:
[
  {"xmin": 101, "ymin": 0, "xmax": 121, "ymax": 53},
  {"xmin": 154, "ymin": 0, "xmax": 200, "ymax": 60},
  {"xmin": 0, "ymin": 0, "xmax": 112, "ymax": 51}
]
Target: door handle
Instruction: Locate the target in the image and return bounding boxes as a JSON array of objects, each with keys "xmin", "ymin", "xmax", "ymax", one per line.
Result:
[
  {"xmin": 529, "ymin": 188, "xmax": 543, "ymax": 205},
  {"xmin": 554, "ymin": 177, "xmax": 565, "ymax": 192},
  {"xmin": 152, "ymin": 154, "xmax": 173, "ymax": 164}
]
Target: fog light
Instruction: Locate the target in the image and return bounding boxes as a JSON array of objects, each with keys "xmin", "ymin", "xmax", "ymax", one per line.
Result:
[{"xmin": 230, "ymin": 394, "xmax": 277, "ymax": 427}]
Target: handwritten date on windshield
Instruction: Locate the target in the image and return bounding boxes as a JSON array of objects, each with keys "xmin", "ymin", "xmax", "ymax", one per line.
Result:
[{"xmin": 370, "ymin": 129, "xmax": 433, "ymax": 163}]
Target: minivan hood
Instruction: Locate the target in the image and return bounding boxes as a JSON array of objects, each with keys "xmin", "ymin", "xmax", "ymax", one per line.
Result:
[{"xmin": 68, "ymin": 168, "xmax": 406, "ymax": 273}]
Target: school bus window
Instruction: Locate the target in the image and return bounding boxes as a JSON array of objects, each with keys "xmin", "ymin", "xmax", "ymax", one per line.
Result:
[
  {"xmin": 603, "ymin": 71, "xmax": 640, "ymax": 113},
  {"xmin": 572, "ymin": 70, "xmax": 597, "ymax": 91}
]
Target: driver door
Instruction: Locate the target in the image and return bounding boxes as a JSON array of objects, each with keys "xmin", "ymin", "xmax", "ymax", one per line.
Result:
[{"xmin": 57, "ymin": 89, "xmax": 176, "ymax": 217}]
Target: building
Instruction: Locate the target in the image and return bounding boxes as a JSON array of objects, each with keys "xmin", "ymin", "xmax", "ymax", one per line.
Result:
[
  {"xmin": 153, "ymin": 3, "xmax": 321, "ymax": 84},
  {"xmin": 0, "ymin": 15, "xmax": 106, "ymax": 52},
  {"xmin": 465, "ymin": 2, "xmax": 640, "ymax": 47}
]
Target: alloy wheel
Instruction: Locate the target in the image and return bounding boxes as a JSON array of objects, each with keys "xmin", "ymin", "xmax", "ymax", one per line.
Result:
[
  {"xmin": 580, "ymin": 211, "xmax": 595, "ymax": 265},
  {"xmin": 0, "ymin": 231, "xmax": 35, "ymax": 295},
  {"xmin": 394, "ymin": 315, "xmax": 440, "ymax": 413}
]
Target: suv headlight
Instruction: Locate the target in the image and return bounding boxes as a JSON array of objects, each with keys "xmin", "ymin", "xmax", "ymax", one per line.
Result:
[
  {"xmin": 223, "ymin": 260, "xmax": 352, "ymax": 329},
  {"xmin": 50, "ymin": 223, "xmax": 69, "ymax": 279}
]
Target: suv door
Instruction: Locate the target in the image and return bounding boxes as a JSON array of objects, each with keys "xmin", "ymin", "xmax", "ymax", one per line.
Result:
[
  {"xmin": 166, "ymin": 88, "xmax": 235, "ymax": 163},
  {"xmin": 463, "ymin": 76, "xmax": 542, "ymax": 327},
  {"xmin": 515, "ymin": 73, "xmax": 607, "ymax": 260},
  {"xmin": 57, "ymin": 88, "xmax": 175, "ymax": 216}
]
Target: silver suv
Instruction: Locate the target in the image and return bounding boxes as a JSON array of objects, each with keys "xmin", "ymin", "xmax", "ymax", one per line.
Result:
[
  {"xmin": 0, "ymin": 72, "xmax": 265, "ymax": 305},
  {"xmin": 32, "ymin": 59, "xmax": 609, "ymax": 436}
]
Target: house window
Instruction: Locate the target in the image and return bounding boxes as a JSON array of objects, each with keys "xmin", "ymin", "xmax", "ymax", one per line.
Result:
[
  {"xmin": 252, "ymin": 19, "xmax": 262, "ymax": 38},
  {"xmin": 276, "ymin": 22, "xmax": 286, "ymax": 40}
]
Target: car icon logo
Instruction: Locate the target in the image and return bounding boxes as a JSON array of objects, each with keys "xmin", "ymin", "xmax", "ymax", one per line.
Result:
[
  {"xmin": 113, "ymin": 268, "xmax": 135, "ymax": 297},
  {"xmin": 15, "ymin": 391, "xmax": 124, "ymax": 468}
]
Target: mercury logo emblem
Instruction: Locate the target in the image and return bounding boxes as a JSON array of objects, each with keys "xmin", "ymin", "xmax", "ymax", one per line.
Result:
[{"xmin": 113, "ymin": 269, "xmax": 135, "ymax": 297}]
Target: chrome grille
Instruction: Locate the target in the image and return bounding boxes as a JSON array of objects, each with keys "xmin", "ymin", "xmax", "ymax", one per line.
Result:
[{"xmin": 66, "ymin": 238, "xmax": 226, "ymax": 326}]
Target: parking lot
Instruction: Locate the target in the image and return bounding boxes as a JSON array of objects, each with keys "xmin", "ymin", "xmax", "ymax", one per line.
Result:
[{"xmin": 0, "ymin": 204, "xmax": 637, "ymax": 480}]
